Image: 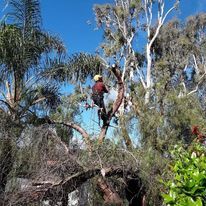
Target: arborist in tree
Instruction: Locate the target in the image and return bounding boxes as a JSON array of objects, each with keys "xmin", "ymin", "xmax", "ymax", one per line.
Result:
[{"xmin": 91, "ymin": 74, "xmax": 109, "ymax": 125}]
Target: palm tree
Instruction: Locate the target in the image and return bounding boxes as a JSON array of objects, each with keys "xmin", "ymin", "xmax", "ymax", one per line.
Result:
[
  {"xmin": 0, "ymin": 0, "xmax": 66, "ymax": 122},
  {"xmin": 0, "ymin": 0, "xmax": 67, "ymax": 194}
]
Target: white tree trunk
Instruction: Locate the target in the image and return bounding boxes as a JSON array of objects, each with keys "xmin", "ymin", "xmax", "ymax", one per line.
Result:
[
  {"xmin": 144, "ymin": 0, "xmax": 178, "ymax": 104},
  {"xmin": 145, "ymin": 44, "xmax": 152, "ymax": 104}
]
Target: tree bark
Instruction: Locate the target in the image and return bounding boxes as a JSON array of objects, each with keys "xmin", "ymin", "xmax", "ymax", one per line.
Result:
[
  {"xmin": 97, "ymin": 177, "xmax": 123, "ymax": 205},
  {"xmin": 98, "ymin": 65, "xmax": 125, "ymax": 143}
]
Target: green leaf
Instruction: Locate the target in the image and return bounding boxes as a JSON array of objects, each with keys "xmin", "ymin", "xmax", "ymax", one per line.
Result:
[{"xmin": 162, "ymin": 193, "xmax": 175, "ymax": 204}]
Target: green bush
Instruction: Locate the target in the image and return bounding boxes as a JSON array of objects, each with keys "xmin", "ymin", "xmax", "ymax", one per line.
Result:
[{"xmin": 162, "ymin": 143, "xmax": 206, "ymax": 206}]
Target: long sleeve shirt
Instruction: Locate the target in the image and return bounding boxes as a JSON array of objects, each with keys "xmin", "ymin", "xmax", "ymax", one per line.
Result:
[{"xmin": 92, "ymin": 81, "xmax": 108, "ymax": 96}]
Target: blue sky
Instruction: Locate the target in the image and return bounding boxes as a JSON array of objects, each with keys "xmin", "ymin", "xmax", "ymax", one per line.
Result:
[
  {"xmin": 40, "ymin": 0, "xmax": 113, "ymax": 54},
  {"xmin": 39, "ymin": 0, "xmax": 206, "ymax": 54},
  {"xmin": 1, "ymin": 0, "xmax": 206, "ymax": 55}
]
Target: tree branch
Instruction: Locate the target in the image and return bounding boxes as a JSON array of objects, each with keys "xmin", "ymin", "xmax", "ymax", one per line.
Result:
[
  {"xmin": 52, "ymin": 120, "xmax": 92, "ymax": 152},
  {"xmin": 2, "ymin": 167, "xmax": 137, "ymax": 205},
  {"xmin": 187, "ymin": 73, "xmax": 206, "ymax": 96},
  {"xmin": 98, "ymin": 64, "xmax": 125, "ymax": 143},
  {"xmin": 144, "ymin": 0, "xmax": 177, "ymax": 104}
]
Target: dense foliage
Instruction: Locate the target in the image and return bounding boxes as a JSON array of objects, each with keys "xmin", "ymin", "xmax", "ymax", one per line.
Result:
[{"xmin": 162, "ymin": 143, "xmax": 206, "ymax": 206}]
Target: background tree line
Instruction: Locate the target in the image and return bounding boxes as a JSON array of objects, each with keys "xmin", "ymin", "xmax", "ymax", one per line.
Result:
[{"xmin": 0, "ymin": 0, "xmax": 206, "ymax": 205}]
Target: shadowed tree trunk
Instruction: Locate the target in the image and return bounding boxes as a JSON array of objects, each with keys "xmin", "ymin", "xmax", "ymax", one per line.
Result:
[
  {"xmin": 125, "ymin": 175, "xmax": 146, "ymax": 206},
  {"xmin": 61, "ymin": 191, "xmax": 68, "ymax": 206}
]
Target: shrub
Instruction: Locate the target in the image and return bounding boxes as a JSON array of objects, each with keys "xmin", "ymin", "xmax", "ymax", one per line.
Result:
[{"xmin": 162, "ymin": 143, "xmax": 206, "ymax": 206}]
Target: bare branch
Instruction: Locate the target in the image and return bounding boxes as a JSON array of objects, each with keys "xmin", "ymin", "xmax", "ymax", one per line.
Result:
[
  {"xmin": 144, "ymin": 0, "xmax": 177, "ymax": 104},
  {"xmin": 52, "ymin": 120, "xmax": 92, "ymax": 152},
  {"xmin": 193, "ymin": 54, "xmax": 200, "ymax": 76},
  {"xmin": 136, "ymin": 66, "xmax": 147, "ymax": 89},
  {"xmin": 187, "ymin": 73, "xmax": 206, "ymax": 96}
]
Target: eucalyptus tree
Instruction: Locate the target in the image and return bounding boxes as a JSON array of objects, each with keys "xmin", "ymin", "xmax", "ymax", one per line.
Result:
[
  {"xmin": 91, "ymin": 0, "xmax": 205, "ymax": 150},
  {"xmin": 141, "ymin": 13, "xmax": 206, "ymax": 145}
]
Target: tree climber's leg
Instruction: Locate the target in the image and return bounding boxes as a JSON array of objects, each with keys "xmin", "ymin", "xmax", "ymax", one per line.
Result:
[{"xmin": 98, "ymin": 109, "xmax": 101, "ymax": 126}]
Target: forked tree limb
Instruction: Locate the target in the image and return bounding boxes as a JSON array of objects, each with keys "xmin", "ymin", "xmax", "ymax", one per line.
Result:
[{"xmin": 98, "ymin": 64, "xmax": 125, "ymax": 143}]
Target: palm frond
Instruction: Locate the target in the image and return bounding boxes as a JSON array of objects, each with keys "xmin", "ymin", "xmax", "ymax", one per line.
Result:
[
  {"xmin": 21, "ymin": 31, "xmax": 66, "ymax": 71},
  {"xmin": 19, "ymin": 83, "xmax": 61, "ymax": 117},
  {"xmin": 39, "ymin": 57, "xmax": 68, "ymax": 82},
  {"xmin": 36, "ymin": 31, "xmax": 66, "ymax": 55},
  {"xmin": 35, "ymin": 84, "xmax": 61, "ymax": 109},
  {"xmin": 0, "ymin": 24, "xmax": 22, "ymax": 71},
  {"xmin": 68, "ymin": 53, "xmax": 103, "ymax": 82},
  {"xmin": 44, "ymin": 53, "xmax": 105, "ymax": 84},
  {"xmin": 0, "ymin": 0, "xmax": 67, "ymax": 121},
  {"xmin": 8, "ymin": 0, "xmax": 41, "ymax": 33}
]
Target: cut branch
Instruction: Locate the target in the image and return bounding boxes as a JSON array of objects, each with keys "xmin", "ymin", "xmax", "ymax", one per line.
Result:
[{"xmin": 2, "ymin": 167, "xmax": 137, "ymax": 205}]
